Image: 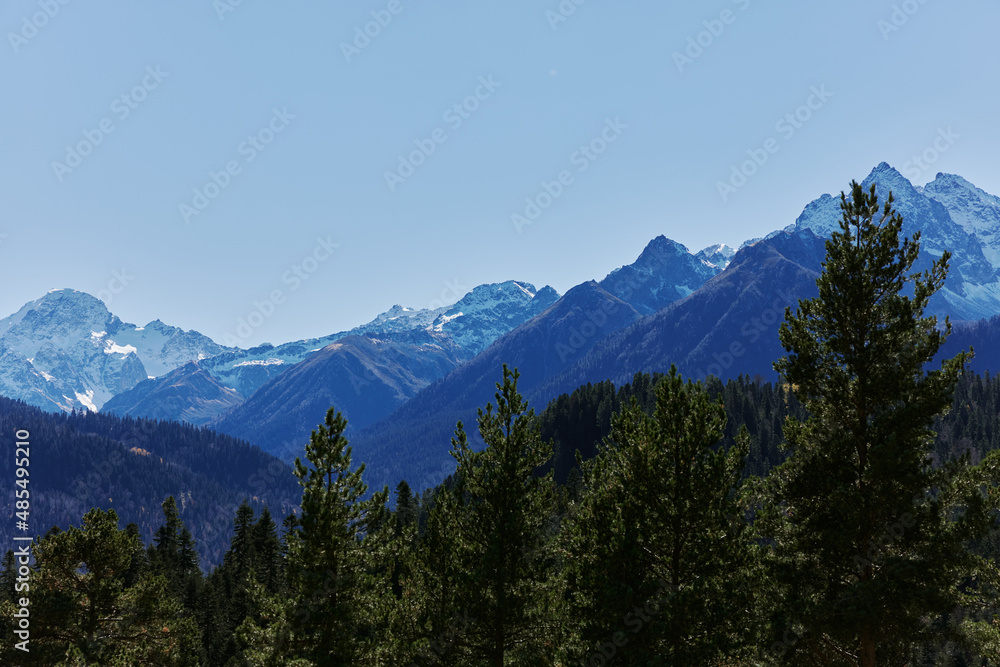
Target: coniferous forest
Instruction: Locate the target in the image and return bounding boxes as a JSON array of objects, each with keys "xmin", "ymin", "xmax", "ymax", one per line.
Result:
[{"xmin": 6, "ymin": 185, "xmax": 1000, "ymax": 665}]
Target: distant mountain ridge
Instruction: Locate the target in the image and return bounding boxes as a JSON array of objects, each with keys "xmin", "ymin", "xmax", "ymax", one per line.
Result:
[
  {"xmin": 788, "ymin": 163, "xmax": 1000, "ymax": 320},
  {"xmin": 0, "ymin": 289, "xmax": 232, "ymax": 413},
  {"xmin": 102, "ymin": 280, "xmax": 560, "ymax": 428},
  {"xmin": 339, "ymin": 164, "xmax": 1000, "ymax": 491},
  {"xmin": 4, "ymin": 162, "xmax": 1000, "ymax": 496}
]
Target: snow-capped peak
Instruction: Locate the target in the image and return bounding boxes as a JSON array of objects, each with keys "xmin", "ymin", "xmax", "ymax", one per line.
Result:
[{"xmin": 696, "ymin": 243, "xmax": 736, "ymax": 270}]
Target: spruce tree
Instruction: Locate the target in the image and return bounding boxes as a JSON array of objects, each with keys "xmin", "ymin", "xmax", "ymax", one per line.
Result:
[
  {"xmin": 253, "ymin": 506, "xmax": 284, "ymax": 595},
  {"xmin": 405, "ymin": 482, "xmax": 468, "ymax": 666},
  {"xmin": 148, "ymin": 496, "xmax": 202, "ymax": 604},
  {"xmin": 761, "ymin": 181, "xmax": 997, "ymax": 664}
]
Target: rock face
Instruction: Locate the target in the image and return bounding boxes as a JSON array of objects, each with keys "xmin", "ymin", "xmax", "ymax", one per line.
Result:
[
  {"xmin": 790, "ymin": 163, "xmax": 1000, "ymax": 320},
  {"xmin": 696, "ymin": 243, "xmax": 737, "ymax": 270},
  {"xmin": 920, "ymin": 172, "xmax": 1000, "ymax": 269},
  {"xmin": 101, "ymin": 362, "xmax": 244, "ymax": 425},
  {"xmin": 0, "ymin": 289, "xmax": 232, "ymax": 412},
  {"xmin": 599, "ymin": 236, "xmax": 721, "ymax": 315}
]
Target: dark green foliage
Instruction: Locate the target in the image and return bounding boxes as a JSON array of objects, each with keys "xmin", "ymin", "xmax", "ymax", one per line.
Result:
[
  {"xmin": 0, "ymin": 508, "xmax": 201, "ymax": 666},
  {"xmin": 540, "ymin": 371, "xmax": 805, "ymax": 483},
  {"xmin": 564, "ymin": 366, "xmax": 755, "ymax": 665},
  {"xmin": 760, "ymin": 181, "xmax": 998, "ymax": 665},
  {"xmin": 197, "ymin": 501, "xmax": 286, "ymax": 666},
  {"xmin": 439, "ymin": 365, "xmax": 563, "ymax": 665},
  {"xmin": 233, "ymin": 407, "xmax": 391, "ymax": 666},
  {"xmin": 0, "ymin": 397, "xmax": 299, "ymax": 569},
  {"xmin": 6, "ymin": 236, "xmax": 1000, "ymax": 666}
]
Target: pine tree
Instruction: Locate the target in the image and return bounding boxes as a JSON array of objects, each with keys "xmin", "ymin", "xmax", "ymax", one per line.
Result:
[
  {"xmin": 444, "ymin": 364, "xmax": 563, "ymax": 665},
  {"xmin": 564, "ymin": 366, "xmax": 754, "ymax": 665},
  {"xmin": 237, "ymin": 407, "xmax": 389, "ymax": 665},
  {"xmin": 761, "ymin": 180, "xmax": 998, "ymax": 664},
  {"xmin": 18, "ymin": 508, "xmax": 200, "ymax": 665}
]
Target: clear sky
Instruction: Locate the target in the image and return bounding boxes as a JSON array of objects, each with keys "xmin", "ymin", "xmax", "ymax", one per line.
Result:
[{"xmin": 1, "ymin": 0, "xmax": 997, "ymax": 347}]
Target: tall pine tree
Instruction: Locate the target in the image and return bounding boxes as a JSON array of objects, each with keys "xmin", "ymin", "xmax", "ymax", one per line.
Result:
[
  {"xmin": 236, "ymin": 407, "xmax": 389, "ymax": 666},
  {"xmin": 445, "ymin": 365, "xmax": 563, "ymax": 665},
  {"xmin": 761, "ymin": 181, "xmax": 998, "ymax": 664}
]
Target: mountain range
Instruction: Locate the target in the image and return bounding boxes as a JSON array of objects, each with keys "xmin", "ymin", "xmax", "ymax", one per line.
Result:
[{"xmin": 3, "ymin": 162, "xmax": 1000, "ymax": 491}]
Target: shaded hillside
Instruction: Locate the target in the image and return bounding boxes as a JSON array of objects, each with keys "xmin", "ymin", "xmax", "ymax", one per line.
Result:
[
  {"xmin": 348, "ymin": 281, "xmax": 642, "ymax": 490},
  {"xmin": 0, "ymin": 396, "xmax": 299, "ymax": 567},
  {"xmin": 102, "ymin": 361, "xmax": 244, "ymax": 425},
  {"xmin": 211, "ymin": 330, "xmax": 470, "ymax": 459},
  {"xmin": 529, "ymin": 230, "xmax": 823, "ymax": 407}
]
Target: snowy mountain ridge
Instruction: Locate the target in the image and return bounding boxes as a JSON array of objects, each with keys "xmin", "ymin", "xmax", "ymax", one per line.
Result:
[
  {"xmin": 789, "ymin": 163, "xmax": 1000, "ymax": 320},
  {"xmin": 0, "ymin": 289, "xmax": 232, "ymax": 412}
]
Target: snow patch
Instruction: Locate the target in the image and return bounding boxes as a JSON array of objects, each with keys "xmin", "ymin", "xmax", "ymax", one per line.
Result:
[
  {"xmin": 75, "ymin": 390, "xmax": 97, "ymax": 412},
  {"xmin": 232, "ymin": 358, "xmax": 285, "ymax": 368},
  {"xmin": 104, "ymin": 342, "xmax": 138, "ymax": 356},
  {"xmin": 433, "ymin": 312, "xmax": 463, "ymax": 332},
  {"xmin": 513, "ymin": 282, "xmax": 535, "ymax": 298}
]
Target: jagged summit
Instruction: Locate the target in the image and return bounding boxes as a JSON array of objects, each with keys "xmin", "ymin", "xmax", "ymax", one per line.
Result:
[
  {"xmin": 0, "ymin": 290, "xmax": 232, "ymax": 413},
  {"xmin": 696, "ymin": 243, "xmax": 736, "ymax": 270},
  {"xmin": 921, "ymin": 172, "xmax": 1000, "ymax": 269},
  {"xmin": 600, "ymin": 236, "xmax": 720, "ymax": 315}
]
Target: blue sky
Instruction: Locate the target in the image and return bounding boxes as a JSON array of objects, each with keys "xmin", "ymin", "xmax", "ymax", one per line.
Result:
[{"xmin": 1, "ymin": 0, "xmax": 997, "ymax": 347}]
